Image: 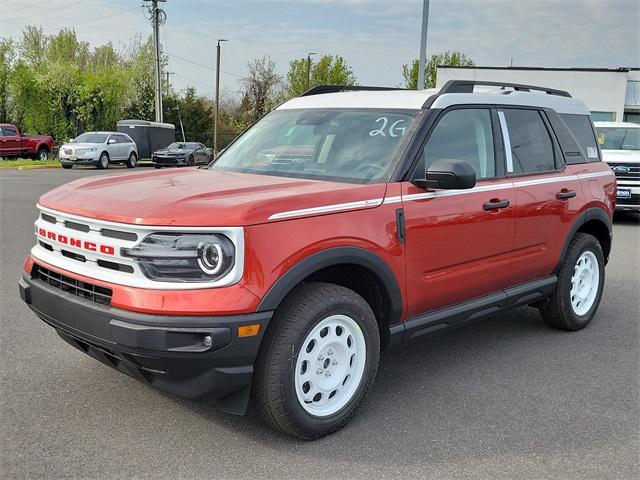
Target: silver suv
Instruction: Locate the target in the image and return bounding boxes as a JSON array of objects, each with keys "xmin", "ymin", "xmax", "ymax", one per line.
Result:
[{"xmin": 59, "ymin": 132, "xmax": 138, "ymax": 170}]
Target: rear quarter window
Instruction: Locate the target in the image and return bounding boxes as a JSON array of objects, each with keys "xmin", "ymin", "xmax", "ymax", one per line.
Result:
[{"xmin": 550, "ymin": 113, "xmax": 600, "ymax": 164}]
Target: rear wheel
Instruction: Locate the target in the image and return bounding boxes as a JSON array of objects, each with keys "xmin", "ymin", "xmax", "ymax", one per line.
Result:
[
  {"xmin": 97, "ymin": 152, "xmax": 109, "ymax": 169},
  {"xmin": 126, "ymin": 152, "xmax": 137, "ymax": 168},
  {"xmin": 540, "ymin": 233, "xmax": 605, "ymax": 331},
  {"xmin": 37, "ymin": 147, "xmax": 49, "ymax": 161},
  {"xmin": 252, "ymin": 283, "xmax": 379, "ymax": 440}
]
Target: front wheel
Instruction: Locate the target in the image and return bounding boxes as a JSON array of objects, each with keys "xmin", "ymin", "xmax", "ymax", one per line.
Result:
[
  {"xmin": 540, "ymin": 233, "xmax": 605, "ymax": 331},
  {"xmin": 97, "ymin": 152, "xmax": 109, "ymax": 169},
  {"xmin": 62, "ymin": 164, "xmax": 72, "ymax": 170},
  {"xmin": 252, "ymin": 283, "xmax": 379, "ymax": 440}
]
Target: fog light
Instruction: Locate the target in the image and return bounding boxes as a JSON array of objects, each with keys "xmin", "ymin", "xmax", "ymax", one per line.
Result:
[{"xmin": 203, "ymin": 335, "xmax": 213, "ymax": 347}]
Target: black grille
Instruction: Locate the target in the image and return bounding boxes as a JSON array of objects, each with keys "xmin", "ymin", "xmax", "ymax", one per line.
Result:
[
  {"xmin": 32, "ymin": 264, "xmax": 112, "ymax": 305},
  {"xmin": 608, "ymin": 162, "xmax": 640, "ymax": 180},
  {"xmin": 617, "ymin": 194, "xmax": 640, "ymax": 206}
]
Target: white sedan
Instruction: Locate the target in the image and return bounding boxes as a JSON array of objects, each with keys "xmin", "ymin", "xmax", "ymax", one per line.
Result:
[{"xmin": 59, "ymin": 132, "xmax": 138, "ymax": 169}]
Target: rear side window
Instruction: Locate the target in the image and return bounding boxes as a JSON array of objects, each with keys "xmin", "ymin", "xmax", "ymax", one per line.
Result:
[
  {"xmin": 500, "ymin": 109, "xmax": 555, "ymax": 175},
  {"xmin": 560, "ymin": 114, "xmax": 600, "ymax": 162}
]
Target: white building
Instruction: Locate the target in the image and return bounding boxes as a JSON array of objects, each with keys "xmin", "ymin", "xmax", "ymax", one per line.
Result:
[{"xmin": 436, "ymin": 66, "xmax": 640, "ymax": 124}]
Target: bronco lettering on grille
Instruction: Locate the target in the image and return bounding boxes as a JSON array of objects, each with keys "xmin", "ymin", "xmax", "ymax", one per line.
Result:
[{"xmin": 38, "ymin": 228, "xmax": 115, "ymax": 255}]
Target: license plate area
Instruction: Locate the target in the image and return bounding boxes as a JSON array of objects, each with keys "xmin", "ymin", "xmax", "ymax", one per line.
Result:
[{"xmin": 617, "ymin": 188, "xmax": 631, "ymax": 199}]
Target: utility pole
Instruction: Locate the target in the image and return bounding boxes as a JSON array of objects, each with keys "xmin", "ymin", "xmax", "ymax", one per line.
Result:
[
  {"xmin": 214, "ymin": 39, "xmax": 227, "ymax": 155},
  {"xmin": 144, "ymin": 0, "xmax": 167, "ymax": 122},
  {"xmin": 306, "ymin": 52, "xmax": 316, "ymax": 91},
  {"xmin": 165, "ymin": 71, "xmax": 185, "ymax": 141},
  {"xmin": 417, "ymin": 0, "xmax": 429, "ymax": 90}
]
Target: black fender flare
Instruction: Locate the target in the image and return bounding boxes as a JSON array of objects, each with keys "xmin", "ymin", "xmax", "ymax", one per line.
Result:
[
  {"xmin": 256, "ymin": 246, "xmax": 403, "ymax": 325},
  {"xmin": 555, "ymin": 207, "xmax": 612, "ymax": 272}
]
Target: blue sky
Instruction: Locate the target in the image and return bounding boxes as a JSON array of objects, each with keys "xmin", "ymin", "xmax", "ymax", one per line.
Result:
[{"xmin": 1, "ymin": 0, "xmax": 638, "ymax": 99}]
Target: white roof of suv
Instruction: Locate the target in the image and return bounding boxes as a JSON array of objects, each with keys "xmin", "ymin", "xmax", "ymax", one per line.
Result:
[
  {"xmin": 593, "ymin": 121, "xmax": 640, "ymax": 128},
  {"xmin": 278, "ymin": 85, "xmax": 590, "ymax": 116}
]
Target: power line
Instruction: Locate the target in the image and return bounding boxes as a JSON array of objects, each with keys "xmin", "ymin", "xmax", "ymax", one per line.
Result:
[
  {"xmin": 1, "ymin": 0, "xmax": 85, "ymax": 22},
  {"xmin": 167, "ymin": 52, "xmax": 242, "ymax": 78},
  {"xmin": 0, "ymin": 0, "xmax": 53, "ymax": 16},
  {"xmin": 32, "ymin": 5, "xmax": 144, "ymax": 34}
]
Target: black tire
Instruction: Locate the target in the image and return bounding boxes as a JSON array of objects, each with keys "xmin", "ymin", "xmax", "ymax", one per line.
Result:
[
  {"xmin": 126, "ymin": 152, "xmax": 137, "ymax": 168},
  {"xmin": 540, "ymin": 233, "xmax": 605, "ymax": 331},
  {"xmin": 188, "ymin": 155, "xmax": 194, "ymax": 166},
  {"xmin": 62, "ymin": 164, "xmax": 72, "ymax": 170},
  {"xmin": 154, "ymin": 165, "xmax": 161, "ymax": 169},
  {"xmin": 252, "ymin": 282, "xmax": 380, "ymax": 440},
  {"xmin": 97, "ymin": 152, "xmax": 109, "ymax": 169},
  {"xmin": 35, "ymin": 147, "xmax": 49, "ymax": 161}
]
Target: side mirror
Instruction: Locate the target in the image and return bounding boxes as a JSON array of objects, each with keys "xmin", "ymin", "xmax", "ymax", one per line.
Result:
[{"xmin": 412, "ymin": 159, "xmax": 476, "ymax": 190}]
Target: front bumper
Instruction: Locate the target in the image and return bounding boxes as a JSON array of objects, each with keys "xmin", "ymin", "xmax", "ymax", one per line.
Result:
[
  {"xmin": 152, "ymin": 156, "xmax": 187, "ymax": 166},
  {"xmin": 18, "ymin": 274, "xmax": 272, "ymax": 414},
  {"xmin": 59, "ymin": 157, "xmax": 98, "ymax": 166},
  {"xmin": 615, "ymin": 185, "xmax": 640, "ymax": 212}
]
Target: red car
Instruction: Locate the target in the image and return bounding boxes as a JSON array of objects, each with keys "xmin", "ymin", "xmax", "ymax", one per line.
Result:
[
  {"xmin": 0, "ymin": 123, "xmax": 53, "ymax": 160},
  {"xmin": 19, "ymin": 81, "xmax": 615, "ymax": 439}
]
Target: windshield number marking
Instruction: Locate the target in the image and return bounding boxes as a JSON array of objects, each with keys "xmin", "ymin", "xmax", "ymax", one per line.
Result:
[{"xmin": 369, "ymin": 117, "xmax": 407, "ymax": 137}]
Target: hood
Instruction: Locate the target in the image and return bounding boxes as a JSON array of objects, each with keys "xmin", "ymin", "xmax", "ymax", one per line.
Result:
[
  {"xmin": 38, "ymin": 168, "xmax": 387, "ymax": 226},
  {"xmin": 602, "ymin": 149, "xmax": 640, "ymax": 163}
]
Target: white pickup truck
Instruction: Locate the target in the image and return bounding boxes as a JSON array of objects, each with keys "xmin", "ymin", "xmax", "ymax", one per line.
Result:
[{"xmin": 595, "ymin": 121, "xmax": 640, "ymax": 212}]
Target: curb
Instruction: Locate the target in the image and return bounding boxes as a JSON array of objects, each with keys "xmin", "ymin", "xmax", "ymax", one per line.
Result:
[{"xmin": 14, "ymin": 165, "xmax": 62, "ymax": 170}]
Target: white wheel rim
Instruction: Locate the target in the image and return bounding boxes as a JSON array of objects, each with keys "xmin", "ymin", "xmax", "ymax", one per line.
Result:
[
  {"xmin": 570, "ymin": 251, "xmax": 599, "ymax": 316},
  {"xmin": 130, "ymin": 154, "xmax": 136, "ymax": 166},
  {"xmin": 294, "ymin": 314, "xmax": 367, "ymax": 417}
]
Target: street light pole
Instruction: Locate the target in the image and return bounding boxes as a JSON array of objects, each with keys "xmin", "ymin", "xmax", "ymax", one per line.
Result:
[
  {"xmin": 306, "ymin": 52, "xmax": 316, "ymax": 91},
  {"xmin": 417, "ymin": 0, "xmax": 430, "ymax": 90},
  {"xmin": 214, "ymin": 39, "xmax": 227, "ymax": 155}
]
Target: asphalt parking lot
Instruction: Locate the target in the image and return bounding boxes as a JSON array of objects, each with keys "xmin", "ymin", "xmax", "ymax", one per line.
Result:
[{"xmin": 1, "ymin": 167, "xmax": 638, "ymax": 479}]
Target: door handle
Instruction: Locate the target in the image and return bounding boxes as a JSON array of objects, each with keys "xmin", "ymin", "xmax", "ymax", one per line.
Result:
[
  {"xmin": 483, "ymin": 199, "xmax": 510, "ymax": 210},
  {"xmin": 556, "ymin": 189, "xmax": 576, "ymax": 200}
]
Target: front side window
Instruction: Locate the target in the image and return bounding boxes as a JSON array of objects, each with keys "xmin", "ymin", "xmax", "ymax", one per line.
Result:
[
  {"xmin": 211, "ymin": 109, "xmax": 419, "ymax": 183},
  {"xmin": 596, "ymin": 127, "xmax": 640, "ymax": 151},
  {"xmin": 501, "ymin": 109, "xmax": 555, "ymax": 175},
  {"xmin": 2, "ymin": 127, "xmax": 17, "ymax": 136},
  {"xmin": 414, "ymin": 108, "xmax": 495, "ymax": 180}
]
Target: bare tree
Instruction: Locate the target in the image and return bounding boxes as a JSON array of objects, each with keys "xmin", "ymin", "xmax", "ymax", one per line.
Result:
[{"xmin": 241, "ymin": 56, "xmax": 281, "ymax": 122}]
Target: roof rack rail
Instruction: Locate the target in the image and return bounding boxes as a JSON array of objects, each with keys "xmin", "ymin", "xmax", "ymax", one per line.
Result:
[
  {"xmin": 301, "ymin": 85, "xmax": 407, "ymax": 97},
  {"xmin": 440, "ymin": 80, "xmax": 571, "ymax": 97}
]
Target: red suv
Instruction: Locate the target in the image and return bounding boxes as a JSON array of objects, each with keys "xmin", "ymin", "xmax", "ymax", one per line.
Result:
[{"xmin": 19, "ymin": 81, "xmax": 615, "ymax": 439}]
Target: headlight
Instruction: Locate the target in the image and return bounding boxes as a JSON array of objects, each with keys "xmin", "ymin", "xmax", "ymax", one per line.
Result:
[
  {"xmin": 122, "ymin": 233, "xmax": 236, "ymax": 282},
  {"xmin": 87, "ymin": 147, "xmax": 97, "ymax": 152}
]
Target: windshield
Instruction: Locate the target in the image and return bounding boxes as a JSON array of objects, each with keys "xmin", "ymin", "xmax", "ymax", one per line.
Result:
[
  {"xmin": 167, "ymin": 142, "xmax": 189, "ymax": 149},
  {"xmin": 596, "ymin": 127, "xmax": 640, "ymax": 151},
  {"xmin": 73, "ymin": 133, "xmax": 108, "ymax": 143},
  {"xmin": 210, "ymin": 109, "xmax": 419, "ymax": 183}
]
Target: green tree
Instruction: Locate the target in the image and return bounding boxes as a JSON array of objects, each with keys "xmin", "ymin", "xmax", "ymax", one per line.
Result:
[
  {"xmin": 164, "ymin": 87, "xmax": 213, "ymax": 144},
  {"xmin": 46, "ymin": 29, "xmax": 89, "ymax": 69},
  {"xmin": 286, "ymin": 54, "xmax": 356, "ymax": 96},
  {"xmin": 0, "ymin": 39, "xmax": 15, "ymax": 123},
  {"xmin": 241, "ymin": 56, "xmax": 281, "ymax": 123},
  {"xmin": 402, "ymin": 51, "xmax": 475, "ymax": 89},
  {"xmin": 18, "ymin": 25, "xmax": 47, "ymax": 68}
]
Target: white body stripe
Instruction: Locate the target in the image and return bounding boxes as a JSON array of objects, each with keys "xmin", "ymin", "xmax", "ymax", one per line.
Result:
[
  {"xmin": 267, "ymin": 198, "xmax": 383, "ymax": 220},
  {"xmin": 270, "ymin": 170, "xmax": 612, "ymax": 218}
]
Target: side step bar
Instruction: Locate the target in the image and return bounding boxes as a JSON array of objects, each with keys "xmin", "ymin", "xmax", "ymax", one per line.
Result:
[{"xmin": 388, "ymin": 276, "xmax": 557, "ymax": 347}]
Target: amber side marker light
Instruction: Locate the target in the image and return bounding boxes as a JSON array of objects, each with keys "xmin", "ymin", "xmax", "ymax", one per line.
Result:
[{"xmin": 237, "ymin": 324, "xmax": 261, "ymax": 337}]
